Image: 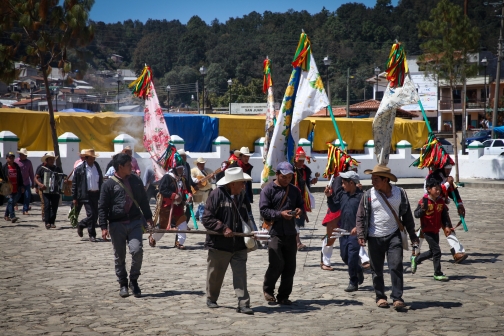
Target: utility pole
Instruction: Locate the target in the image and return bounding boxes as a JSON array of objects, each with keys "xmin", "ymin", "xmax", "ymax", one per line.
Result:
[
  {"xmin": 346, "ymin": 68, "xmax": 350, "ymax": 118},
  {"xmin": 492, "ymin": 4, "xmax": 504, "ymax": 138}
]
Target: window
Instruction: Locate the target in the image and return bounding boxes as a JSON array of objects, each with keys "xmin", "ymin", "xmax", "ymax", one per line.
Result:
[
  {"xmin": 493, "ymin": 140, "xmax": 504, "ymax": 147},
  {"xmin": 483, "ymin": 140, "xmax": 492, "ymax": 148}
]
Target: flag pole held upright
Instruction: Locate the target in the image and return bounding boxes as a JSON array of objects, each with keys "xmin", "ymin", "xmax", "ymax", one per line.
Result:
[{"xmin": 327, "ymin": 105, "xmax": 346, "ymax": 151}]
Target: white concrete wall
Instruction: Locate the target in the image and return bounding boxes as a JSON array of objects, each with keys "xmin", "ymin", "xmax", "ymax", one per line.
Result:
[{"xmin": 1, "ymin": 131, "xmax": 502, "ymax": 181}]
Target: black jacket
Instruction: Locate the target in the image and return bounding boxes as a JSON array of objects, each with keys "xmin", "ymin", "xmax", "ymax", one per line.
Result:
[
  {"xmin": 202, "ymin": 186, "xmax": 249, "ymax": 252},
  {"xmin": 72, "ymin": 161, "xmax": 103, "ymax": 202},
  {"xmin": 98, "ymin": 174, "xmax": 153, "ymax": 229},
  {"xmin": 1, "ymin": 162, "xmax": 24, "ymax": 191},
  {"xmin": 259, "ymin": 180, "xmax": 304, "ymax": 236}
]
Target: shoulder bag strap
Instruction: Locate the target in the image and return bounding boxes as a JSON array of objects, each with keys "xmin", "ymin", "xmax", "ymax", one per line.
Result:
[
  {"xmin": 111, "ymin": 176, "xmax": 144, "ymax": 216},
  {"xmin": 278, "ymin": 185, "xmax": 289, "ymax": 210},
  {"xmin": 377, "ymin": 191, "xmax": 405, "ymax": 232}
]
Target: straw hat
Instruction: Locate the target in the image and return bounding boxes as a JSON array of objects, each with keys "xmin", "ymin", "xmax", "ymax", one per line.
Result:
[
  {"xmin": 79, "ymin": 149, "xmax": 89, "ymax": 157},
  {"xmin": 177, "ymin": 149, "xmax": 188, "ymax": 156},
  {"xmin": 82, "ymin": 149, "xmax": 99, "ymax": 158},
  {"xmin": 17, "ymin": 148, "xmax": 29, "ymax": 156},
  {"xmin": 364, "ymin": 164, "xmax": 397, "ymax": 182},
  {"xmin": 238, "ymin": 147, "xmax": 252, "ymax": 156},
  {"xmin": 194, "ymin": 157, "xmax": 206, "ymax": 164},
  {"xmin": 41, "ymin": 151, "xmax": 58, "ymax": 163},
  {"xmin": 216, "ymin": 167, "xmax": 252, "ymax": 186}
]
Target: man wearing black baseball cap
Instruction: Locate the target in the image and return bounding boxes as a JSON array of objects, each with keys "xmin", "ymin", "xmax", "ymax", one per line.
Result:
[{"xmin": 259, "ymin": 161, "xmax": 304, "ymax": 305}]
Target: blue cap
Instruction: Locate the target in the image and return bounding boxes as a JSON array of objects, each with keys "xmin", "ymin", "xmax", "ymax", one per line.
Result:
[{"xmin": 276, "ymin": 161, "xmax": 294, "ymax": 175}]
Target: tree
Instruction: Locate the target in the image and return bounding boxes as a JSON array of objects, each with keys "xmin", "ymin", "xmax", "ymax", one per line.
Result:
[
  {"xmin": 418, "ymin": 0, "xmax": 480, "ymax": 182},
  {"xmin": 0, "ymin": 0, "xmax": 95, "ymax": 167}
]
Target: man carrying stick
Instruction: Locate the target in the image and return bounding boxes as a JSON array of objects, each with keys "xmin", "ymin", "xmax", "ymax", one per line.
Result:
[{"xmin": 202, "ymin": 167, "xmax": 254, "ymax": 315}]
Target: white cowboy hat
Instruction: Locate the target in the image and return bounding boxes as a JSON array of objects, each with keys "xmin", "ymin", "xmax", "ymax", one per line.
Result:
[
  {"xmin": 194, "ymin": 157, "xmax": 206, "ymax": 164},
  {"xmin": 41, "ymin": 151, "xmax": 58, "ymax": 163},
  {"xmin": 82, "ymin": 149, "xmax": 99, "ymax": 158},
  {"xmin": 17, "ymin": 148, "xmax": 29, "ymax": 156},
  {"xmin": 177, "ymin": 149, "xmax": 188, "ymax": 156},
  {"xmin": 79, "ymin": 149, "xmax": 89, "ymax": 157},
  {"xmin": 238, "ymin": 147, "xmax": 252, "ymax": 156},
  {"xmin": 216, "ymin": 167, "xmax": 252, "ymax": 186}
]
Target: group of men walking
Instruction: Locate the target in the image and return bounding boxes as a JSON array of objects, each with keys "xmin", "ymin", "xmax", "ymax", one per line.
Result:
[{"xmin": 1, "ymin": 145, "xmax": 468, "ymax": 314}]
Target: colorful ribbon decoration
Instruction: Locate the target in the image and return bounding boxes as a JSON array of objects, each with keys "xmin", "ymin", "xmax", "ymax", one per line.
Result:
[
  {"xmin": 323, "ymin": 143, "xmax": 360, "ymax": 178},
  {"xmin": 129, "ymin": 65, "xmax": 153, "ymax": 100},
  {"xmin": 291, "ymin": 32, "xmax": 311, "ymax": 71},
  {"xmin": 410, "ymin": 133, "xmax": 454, "ymax": 170},
  {"xmin": 263, "ymin": 58, "xmax": 273, "ymax": 93},
  {"xmin": 385, "ymin": 43, "xmax": 409, "ymax": 88},
  {"xmin": 156, "ymin": 142, "xmax": 184, "ymax": 171}
]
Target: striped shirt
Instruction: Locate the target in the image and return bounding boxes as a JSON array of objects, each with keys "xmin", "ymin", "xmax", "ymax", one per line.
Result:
[{"xmin": 368, "ymin": 186, "xmax": 402, "ymax": 237}]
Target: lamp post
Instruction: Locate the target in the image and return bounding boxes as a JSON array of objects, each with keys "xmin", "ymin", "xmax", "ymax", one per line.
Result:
[
  {"xmin": 199, "ymin": 66, "xmax": 207, "ymax": 114},
  {"xmin": 323, "ymin": 56, "xmax": 331, "ymax": 115},
  {"xmin": 482, "ymin": 57, "xmax": 488, "ymax": 114},
  {"xmin": 227, "ymin": 78, "xmax": 232, "ymax": 114},
  {"xmin": 30, "ymin": 82, "xmax": 35, "ymax": 110},
  {"xmin": 115, "ymin": 70, "xmax": 123, "ymax": 111},
  {"xmin": 166, "ymin": 85, "xmax": 171, "ymax": 111},
  {"xmin": 54, "ymin": 87, "xmax": 59, "ymax": 111},
  {"xmin": 374, "ymin": 66, "xmax": 380, "ymax": 100}
]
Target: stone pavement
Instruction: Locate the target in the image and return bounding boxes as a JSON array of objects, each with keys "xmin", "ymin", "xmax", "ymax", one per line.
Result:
[{"xmin": 1, "ymin": 187, "xmax": 504, "ymax": 335}]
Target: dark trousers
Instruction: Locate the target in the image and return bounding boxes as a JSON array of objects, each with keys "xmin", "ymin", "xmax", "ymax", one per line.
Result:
[
  {"xmin": 263, "ymin": 235, "xmax": 297, "ymax": 301},
  {"xmin": 340, "ymin": 235, "xmax": 362, "ymax": 286},
  {"xmin": 42, "ymin": 193, "xmax": 60, "ymax": 225},
  {"xmin": 416, "ymin": 231, "xmax": 442, "ymax": 276},
  {"xmin": 22, "ymin": 184, "xmax": 31, "ymax": 212},
  {"xmin": 206, "ymin": 248, "xmax": 250, "ymax": 307},
  {"xmin": 109, "ymin": 219, "xmax": 143, "ymax": 286},
  {"xmin": 368, "ymin": 230, "xmax": 404, "ymax": 302},
  {"xmin": 79, "ymin": 192, "xmax": 100, "ymax": 238},
  {"xmin": 146, "ymin": 185, "xmax": 157, "ymax": 204}
]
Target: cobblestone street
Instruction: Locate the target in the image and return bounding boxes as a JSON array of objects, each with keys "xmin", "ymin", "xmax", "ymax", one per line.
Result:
[{"xmin": 1, "ymin": 187, "xmax": 503, "ymax": 335}]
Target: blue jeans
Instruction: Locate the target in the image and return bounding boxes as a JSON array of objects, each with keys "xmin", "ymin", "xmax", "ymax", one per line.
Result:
[
  {"xmin": 197, "ymin": 203, "xmax": 205, "ymax": 220},
  {"xmin": 339, "ymin": 235, "xmax": 362, "ymax": 286},
  {"xmin": 22, "ymin": 184, "xmax": 31, "ymax": 212},
  {"xmin": 4, "ymin": 192, "xmax": 22, "ymax": 219}
]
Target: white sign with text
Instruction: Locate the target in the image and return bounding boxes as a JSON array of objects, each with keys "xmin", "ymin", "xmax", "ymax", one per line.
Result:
[
  {"xmin": 230, "ymin": 103, "xmax": 268, "ymax": 115},
  {"xmin": 401, "ymin": 72, "xmax": 438, "ymax": 115}
]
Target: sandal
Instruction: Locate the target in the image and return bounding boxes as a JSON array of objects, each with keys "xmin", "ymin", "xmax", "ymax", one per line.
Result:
[
  {"xmin": 393, "ymin": 300, "xmax": 406, "ymax": 309},
  {"xmin": 297, "ymin": 243, "xmax": 307, "ymax": 251},
  {"xmin": 376, "ymin": 299, "xmax": 389, "ymax": 308},
  {"xmin": 278, "ymin": 299, "xmax": 293, "ymax": 305},
  {"xmin": 320, "ymin": 263, "xmax": 334, "ymax": 271},
  {"xmin": 148, "ymin": 236, "xmax": 156, "ymax": 247},
  {"xmin": 45, "ymin": 224, "xmax": 51, "ymax": 230},
  {"xmin": 4, "ymin": 216, "xmax": 10, "ymax": 221},
  {"xmin": 264, "ymin": 292, "xmax": 276, "ymax": 303},
  {"xmin": 174, "ymin": 241, "xmax": 185, "ymax": 250}
]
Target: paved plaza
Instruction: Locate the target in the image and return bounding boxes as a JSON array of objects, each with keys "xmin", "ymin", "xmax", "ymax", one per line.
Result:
[{"xmin": 1, "ymin": 187, "xmax": 503, "ymax": 335}]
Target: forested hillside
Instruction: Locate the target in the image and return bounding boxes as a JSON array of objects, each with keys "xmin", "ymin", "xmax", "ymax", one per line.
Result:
[{"xmin": 74, "ymin": 0, "xmax": 500, "ymax": 107}]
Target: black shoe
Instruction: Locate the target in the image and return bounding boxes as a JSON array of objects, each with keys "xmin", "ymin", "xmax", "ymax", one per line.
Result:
[
  {"xmin": 344, "ymin": 283, "xmax": 358, "ymax": 292},
  {"xmin": 129, "ymin": 280, "xmax": 141, "ymax": 297},
  {"xmin": 77, "ymin": 225, "xmax": 83, "ymax": 237},
  {"xmin": 358, "ymin": 270, "xmax": 364, "ymax": 285},
  {"xmin": 206, "ymin": 299, "xmax": 219, "ymax": 308},
  {"xmin": 119, "ymin": 285, "xmax": 129, "ymax": 298},
  {"xmin": 89, "ymin": 237, "xmax": 96, "ymax": 242},
  {"xmin": 236, "ymin": 306, "xmax": 254, "ymax": 315}
]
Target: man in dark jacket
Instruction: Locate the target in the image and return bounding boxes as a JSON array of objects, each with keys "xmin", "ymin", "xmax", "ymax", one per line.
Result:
[
  {"xmin": 98, "ymin": 153, "xmax": 153, "ymax": 298},
  {"xmin": 72, "ymin": 149, "xmax": 103, "ymax": 242},
  {"xmin": 260, "ymin": 161, "xmax": 304, "ymax": 305},
  {"xmin": 356, "ymin": 165, "xmax": 418, "ymax": 310},
  {"xmin": 202, "ymin": 167, "xmax": 254, "ymax": 315}
]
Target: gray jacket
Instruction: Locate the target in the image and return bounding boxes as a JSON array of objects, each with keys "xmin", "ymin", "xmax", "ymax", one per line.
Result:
[{"xmin": 356, "ymin": 186, "xmax": 417, "ymax": 242}]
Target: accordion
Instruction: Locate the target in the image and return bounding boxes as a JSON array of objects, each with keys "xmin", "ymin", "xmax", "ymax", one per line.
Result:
[{"xmin": 42, "ymin": 170, "xmax": 67, "ymax": 194}]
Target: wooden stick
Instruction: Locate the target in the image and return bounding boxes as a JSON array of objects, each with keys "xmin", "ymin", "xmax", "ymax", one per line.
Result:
[{"xmin": 145, "ymin": 229, "xmax": 256, "ymax": 237}]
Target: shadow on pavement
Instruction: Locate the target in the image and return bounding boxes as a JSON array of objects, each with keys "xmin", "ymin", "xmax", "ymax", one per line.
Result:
[
  {"xmin": 142, "ymin": 290, "xmax": 205, "ymax": 298},
  {"xmin": 448, "ymin": 275, "xmax": 487, "ymax": 280},
  {"xmin": 0, "ymin": 224, "xmax": 39, "ymax": 228},
  {"xmin": 251, "ymin": 298, "xmax": 363, "ymax": 314},
  {"xmin": 409, "ymin": 301, "xmax": 462, "ymax": 310}
]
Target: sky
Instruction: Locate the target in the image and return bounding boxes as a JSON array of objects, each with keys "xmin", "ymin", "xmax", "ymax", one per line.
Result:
[{"xmin": 90, "ymin": 0, "xmax": 400, "ymax": 24}]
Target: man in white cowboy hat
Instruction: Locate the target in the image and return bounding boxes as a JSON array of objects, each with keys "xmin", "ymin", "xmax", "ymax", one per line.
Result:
[
  {"xmin": 72, "ymin": 149, "xmax": 104, "ymax": 242},
  {"xmin": 356, "ymin": 164, "xmax": 419, "ymax": 310},
  {"xmin": 35, "ymin": 152, "xmax": 64, "ymax": 229},
  {"xmin": 202, "ymin": 167, "xmax": 254, "ymax": 314},
  {"xmin": 191, "ymin": 157, "xmax": 215, "ymax": 221},
  {"xmin": 15, "ymin": 148, "xmax": 34, "ymax": 215},
  {"xmin": 227, "ymin": 147, "xmax": 257, "ymax": 231}
]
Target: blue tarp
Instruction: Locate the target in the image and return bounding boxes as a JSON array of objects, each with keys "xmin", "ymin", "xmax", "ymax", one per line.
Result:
[
  {"xmin": 493, "ymin": 126, "xmax": 504, "ymax": 134},
  {"xmin": 59, "ymin": 108, "xmax": 93, "ymax": 112},
  {"xmin": 114, "ymin": 112, "xmax": 219, "ymax": 152},
  {"xmin": 163, "ymin": 114, "xmax": 219, "ymax": 152}
]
